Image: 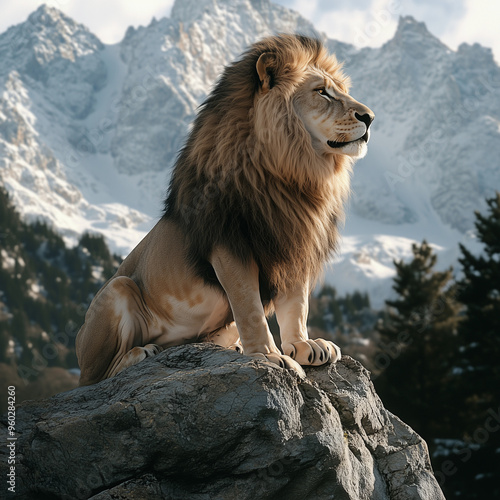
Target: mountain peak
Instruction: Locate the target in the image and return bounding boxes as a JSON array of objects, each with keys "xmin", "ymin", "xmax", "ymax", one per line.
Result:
[
  {"xmin": 385, "ymin": 15, "xmax": 448, "ymax": 54},
  {"xmin": 22, "ymin": 3, "xmax": 103, "ymax": 50},
  {"xmin": 0, "ymin": 3, "xmax": 103, "ymax": 82},
  {"xmin": 396, "ymin": 15, "xmax": 428, "ymax": 33},
  {"xmin": 28, "ymin": 4, "xmax": 77, "ymax": 30},
  {"xmin": 22, "ymin": 3, "xmax": 103, "ymax": 55}
]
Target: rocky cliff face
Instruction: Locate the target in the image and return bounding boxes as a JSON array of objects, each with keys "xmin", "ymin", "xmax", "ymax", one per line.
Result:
[{"xmin": 1, "ymin": 344, "xmax": 445, "ymax": 499}]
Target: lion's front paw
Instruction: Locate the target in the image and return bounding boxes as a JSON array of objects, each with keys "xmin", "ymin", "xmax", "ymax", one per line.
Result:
[
  {"xmin": 250, "ymin": 352, "xmax": 306, "ymax": 378},
  {"xmin": 282, "ymin": 339, "xmax": 341, "ymax": 366}
]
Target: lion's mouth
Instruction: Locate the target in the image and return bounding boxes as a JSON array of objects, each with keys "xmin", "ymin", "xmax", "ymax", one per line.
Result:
[{"xmin": 327, "ymin": 130, "xmax": 370, "ymax": 149}]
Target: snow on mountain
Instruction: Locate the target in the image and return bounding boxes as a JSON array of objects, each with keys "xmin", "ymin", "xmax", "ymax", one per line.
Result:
[
  {"xmin": 345, "ymin": 17, "xmax": 500, "ymax": 232},
  {"xmin": 0, "ymin": 6, "xmax": 150, "ymax": 252},
  {"xmin": 0, "ymin": 1, "xmax": 499, "ymax": 307}
]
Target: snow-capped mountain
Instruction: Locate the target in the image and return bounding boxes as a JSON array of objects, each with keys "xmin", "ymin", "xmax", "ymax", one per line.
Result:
[{"xmin": 1, "ymin": 1, "xmax": 499, "ymax": 306}]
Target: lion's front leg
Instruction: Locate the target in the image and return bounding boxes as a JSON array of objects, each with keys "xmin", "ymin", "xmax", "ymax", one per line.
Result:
[
  {"xmin": 274, "ymin": 281, "xmax": 341, "ymax": 366},
  {"xmin": 210, "ymin": 247, "xmax": 304, "ymax": 376}
]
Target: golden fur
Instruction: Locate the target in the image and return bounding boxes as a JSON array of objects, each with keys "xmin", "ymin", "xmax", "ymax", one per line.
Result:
[
  {"xmin": 165, "ymin": 34, "xmax": 363, "ymax": 294},
  {"xmin": 76, "ymin": 34, "xmax": 374, "ymax": 385}
]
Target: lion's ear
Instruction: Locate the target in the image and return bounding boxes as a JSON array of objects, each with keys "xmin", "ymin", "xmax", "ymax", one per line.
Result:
[{"xmin": 256, "ymin": 52, "xmax": 276, "ymax": 93}]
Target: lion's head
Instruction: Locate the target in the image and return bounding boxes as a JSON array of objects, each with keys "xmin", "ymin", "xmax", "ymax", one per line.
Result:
[
  {"xmin": 182, "ymin": 34, "xmax": 373, "ymax": 187},
  {"xmin": 255, "ymin": 38, "xmax": 374, "ymax": 160}
]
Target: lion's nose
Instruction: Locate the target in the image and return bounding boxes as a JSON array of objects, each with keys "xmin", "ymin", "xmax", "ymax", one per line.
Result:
[{"xmin": 355, "ymin": 112, "xmax": 374, "ymax": 129}]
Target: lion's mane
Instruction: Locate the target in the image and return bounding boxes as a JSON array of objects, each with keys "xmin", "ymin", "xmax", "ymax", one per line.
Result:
[{"xmin": 164, "ymin": 34, "xmax": 353, "ymax": 296}]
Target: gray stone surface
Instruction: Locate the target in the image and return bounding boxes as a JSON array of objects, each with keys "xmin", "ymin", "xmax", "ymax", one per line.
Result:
[{"xmin": 0, "ymin": 344, "xmax": 446, "ymax": 499}]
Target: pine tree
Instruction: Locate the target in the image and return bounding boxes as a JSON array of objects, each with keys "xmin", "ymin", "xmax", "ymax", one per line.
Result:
[
  {"xmin": 458, "ymin": 193, "xmax": 500, "ymax": 401},
  {"xmin": 453, "ymin": 192, "xmax": 500, "ymax": 498},
  {"xmin": 375, "ymin": 240, "xmax": 461, "ymax": 439}
]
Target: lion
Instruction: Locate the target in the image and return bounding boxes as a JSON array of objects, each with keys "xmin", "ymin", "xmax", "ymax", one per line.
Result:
[{"xmin": 76, "ymin": 34, "xmax": 374, "ymax": 385}]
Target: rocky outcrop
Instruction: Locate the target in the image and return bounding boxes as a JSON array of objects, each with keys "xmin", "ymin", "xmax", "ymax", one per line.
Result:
[{"xmin": 1, "ymin": 344, "xmax": 445, "ymax": 499}]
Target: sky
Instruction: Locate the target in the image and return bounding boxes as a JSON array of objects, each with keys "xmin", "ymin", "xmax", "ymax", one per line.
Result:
[{"xmin": 0, "ymin": 0, "xmax": 498, "ymax": 63}]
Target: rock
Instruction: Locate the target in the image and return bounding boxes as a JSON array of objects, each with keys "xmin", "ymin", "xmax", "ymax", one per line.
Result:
[{"xmin": 0, "ymin": 344, "xmax": 445, "ymax": 499}]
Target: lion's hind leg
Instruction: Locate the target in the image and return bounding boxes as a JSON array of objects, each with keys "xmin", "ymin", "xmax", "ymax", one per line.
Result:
[{"xmin": 76, "ymin": 276, "xmax": 157, "ymax": 386}]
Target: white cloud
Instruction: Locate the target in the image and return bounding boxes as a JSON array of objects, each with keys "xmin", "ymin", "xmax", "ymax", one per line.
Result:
[
  {"xmin": 0, "ymin": 0, "xmax": 175, "ymax": 44},
  {"xmin": 440, "ymin": 0, "xmax": 500, "ymax": 62},
  {"xmin": 59, "ymin": 0, "xmax": 174, "ymax": 43},
  {"xmin": 278, "ymin": 0, "xmax": 405, "ymax": 48},
  {"xmin": 316, "ymin": 0, "xmax": 401, "ymax": 49},
  {"xmin": 0, "ymin": 2, "xmax": 34, "ymax": 34}
]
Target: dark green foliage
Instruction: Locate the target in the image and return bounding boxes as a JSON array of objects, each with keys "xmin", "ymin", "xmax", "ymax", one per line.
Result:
[
  {"xmin": 372, "ymin": 196, "xmax": 500, "ymax": 500},
  {"xmin": 374, "ymin": 241, "xmax": 461, "ymax": 439},
  {"xmin": 308, "ymin": 285, "xmax": 371, "ymax": 332},
  {"xmin": 80, "ymin": 232, "xmax": 112, "ymax": 261},
  {"xmin": 11, "ymin": 310, "xmax": 29, "ymax": 350},
  {"xmin": 446, "ymin": 192, "xmax": 500, "ymax": 499},
  {"xmin": 79, "ymin": 232, "xmax": 115, "ymax": 277},
  {"xmin": 457, "ymin": 193, "xmax": 500, "ymax": 400},
  {"xmin": 0, "ymin": 323, "xmax": 9, "ymax": 363},
  {"xmin": 0, "ymin": 186, "xmax": 121, "ymax": 373}
]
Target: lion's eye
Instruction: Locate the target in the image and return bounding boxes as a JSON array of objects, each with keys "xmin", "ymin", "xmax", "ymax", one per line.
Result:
[{"xmin": 316, "ymin": 88, "xmax": 335, "ymax": 101}]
